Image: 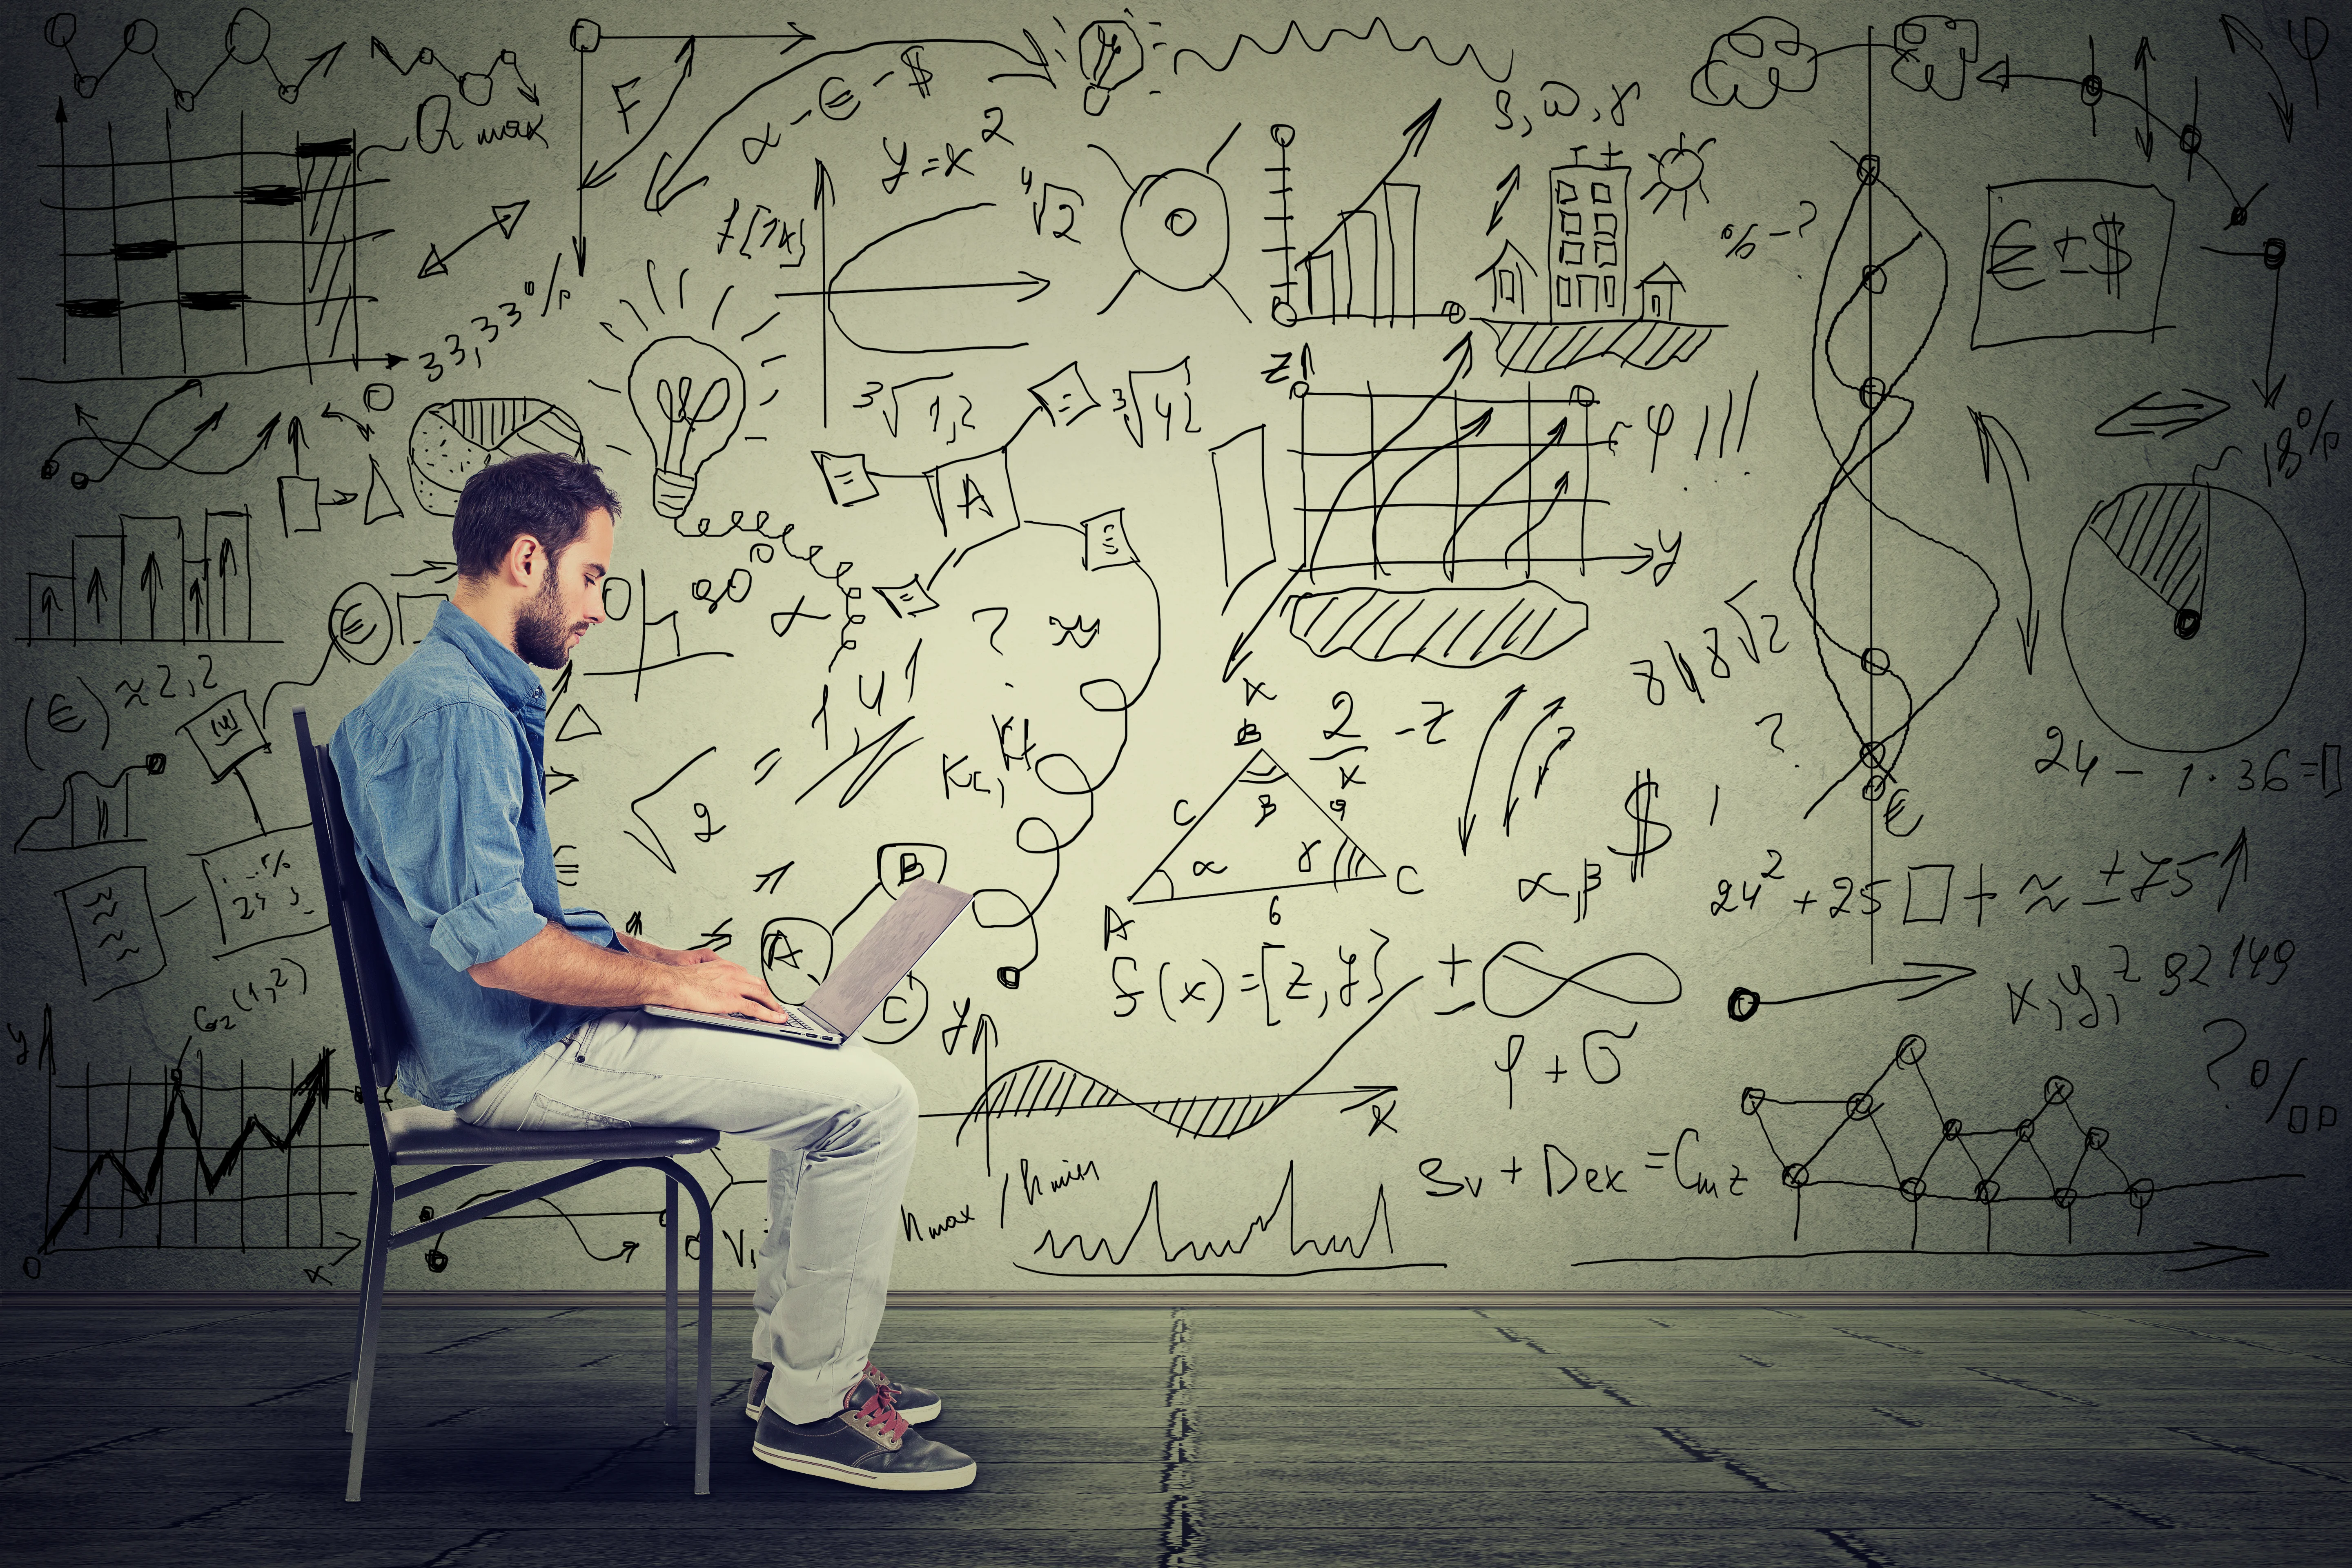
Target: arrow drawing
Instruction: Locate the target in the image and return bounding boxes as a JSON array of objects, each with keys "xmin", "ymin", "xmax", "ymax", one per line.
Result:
[
  {"xmin": 773, "ymin": 270, "xmax": 1050, "ymax": 305},
  {"xmin": 1457, "ymin": 683, "xmax": 1526, "ymax": 853},
  {"xmin": 1487, "ymin": 163, "xmax": 1520, "ymax": 235},
  {"xmin": 2094, "ymin": 388, "xmax": 2232, "ymax": 440},
  {"xmin": 2221, "ymin": 14, "xmax": 2294, "ymax": 140},
  {"xmin": 1294, "ymin": 100, "xmax": 1440, "ymax": 290},
  {"xmin": 40, "ymin": 382, "xmax": 284, "ymax": 487},
  {"xmin": 581, "ymin": 38, "xmax": 700, "ymax": 194},
  {"xmin": 1574, "ymin": 1239, "xmax": 2276, "ymax": 1271},
  {"xmin": 283, "ymin": 41, "xmax": 345, "ymax": 104},
  {"xmin": 419, "ymin": 201, "xmax": 529, "ymax": 279},
  {"xmin": 1970, "ymin": 409, "xmax": 2038, "ymax": 673},
  {"xmin": 2132, "ymin": 37, "xmax": 2154, "ymax": 160},
  {"xmin": 1726, "ymin": 962, "xmax": 1977, "ymax": 1021}
]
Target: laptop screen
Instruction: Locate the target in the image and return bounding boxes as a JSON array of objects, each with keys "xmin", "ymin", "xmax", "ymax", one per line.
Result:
[{"xmin": 804, "ymin": 880, "xmax": 973, "ymax": 1035}]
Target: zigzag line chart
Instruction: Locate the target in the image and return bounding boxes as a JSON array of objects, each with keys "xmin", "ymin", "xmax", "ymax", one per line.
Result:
[
  {"xmin": 39, "ymin": 1044, "xmax": 361, "ymax": 1262},
  {"xmin": 1015, "ymin": 1160, "xmax": 1441, "ymax": 1278}
]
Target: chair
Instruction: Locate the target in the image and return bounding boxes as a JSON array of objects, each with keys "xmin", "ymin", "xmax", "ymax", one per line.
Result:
[{"xmin": 293, "ymin": 706, "xmax": 716, "ymax": 1501}]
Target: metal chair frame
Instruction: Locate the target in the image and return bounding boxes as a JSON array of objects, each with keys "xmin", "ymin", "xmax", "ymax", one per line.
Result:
[{"xmin": 293, "ymin": 705, "xmax": 715, "ymax": 1501}]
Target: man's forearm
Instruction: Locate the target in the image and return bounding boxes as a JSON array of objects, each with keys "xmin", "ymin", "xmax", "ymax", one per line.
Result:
[
  {"xmin": 469, "ymin": 921, "xmax": 681, "ymax": 1008},
  {"xmin": 613, "ymin": 929, "xmax": 684, "ymax": 963}
]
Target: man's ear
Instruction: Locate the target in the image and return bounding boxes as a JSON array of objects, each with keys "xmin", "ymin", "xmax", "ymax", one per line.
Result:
[{"xmin": 501, "ymin": 533, "xmax": 547, "ymax": 588}]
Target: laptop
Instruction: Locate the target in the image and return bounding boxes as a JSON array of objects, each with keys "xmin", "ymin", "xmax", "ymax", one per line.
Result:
[{"xmin": 644, "ymin": 879, "xmax": 972, "ymax": 1046}]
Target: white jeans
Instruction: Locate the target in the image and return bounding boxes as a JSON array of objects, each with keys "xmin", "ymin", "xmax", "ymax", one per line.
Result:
[{"xmin": 455, "ymin": 1007, "xmax": 918, "ymax": 1423}]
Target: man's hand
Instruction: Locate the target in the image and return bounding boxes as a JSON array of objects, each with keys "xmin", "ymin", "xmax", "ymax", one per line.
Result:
[{"xmin": 657, "ymin": 954, "xmax": 792, "ymax": 1023}]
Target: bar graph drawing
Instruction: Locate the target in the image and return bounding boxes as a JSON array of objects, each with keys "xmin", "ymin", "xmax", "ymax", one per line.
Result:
[{"xmin": 22, "ymin": 510, "xmax": 277, "ymax": 644}]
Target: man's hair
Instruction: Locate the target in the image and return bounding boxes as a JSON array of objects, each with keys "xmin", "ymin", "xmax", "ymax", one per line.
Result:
[{"xmin": 451, "ymin": 452, "xmax": 622, "ymax": 580}]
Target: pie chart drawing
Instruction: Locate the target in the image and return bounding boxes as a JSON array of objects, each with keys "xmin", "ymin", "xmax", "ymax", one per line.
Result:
[
  {"xmin": 2060, "ymin": 483, "xmax": 2305, "ymax": 754},
  {"xmin": 407, "ymin": 399, "xmax": 587, "ymax": 517}
]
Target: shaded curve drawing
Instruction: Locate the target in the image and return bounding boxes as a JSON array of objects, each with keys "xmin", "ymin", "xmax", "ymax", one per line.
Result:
[{"xmin": 956, "ymin": 975, "xmax": 1422, "ymax": 1146}]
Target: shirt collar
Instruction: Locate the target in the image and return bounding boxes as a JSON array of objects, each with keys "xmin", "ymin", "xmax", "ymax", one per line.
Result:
[{"xmin": 430, "ymin": 599, "xmax": 546, "ymax": 715}]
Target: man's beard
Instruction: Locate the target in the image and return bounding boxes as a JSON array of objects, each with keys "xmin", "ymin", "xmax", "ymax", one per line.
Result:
[{"xmin": 513, "ymin": 571, "xmax": 579, "ymax": 669}]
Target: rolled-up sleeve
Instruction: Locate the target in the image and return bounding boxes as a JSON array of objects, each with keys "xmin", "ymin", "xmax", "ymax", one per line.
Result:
[
  {"xmin": 347, "ymin": 702, "xmax": 547, "ymax": 971},
  {"xmin": 561, "ymin": 904, "xmax": 625, "ymax": 952}
]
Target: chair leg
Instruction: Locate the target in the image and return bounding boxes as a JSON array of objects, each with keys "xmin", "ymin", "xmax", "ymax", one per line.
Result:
[
  {"xmin": 649, "ymin": 1157, "xmax": 715, "ymax": 1496},
  {"xmin": 695, "ymin": 1186, "xmax": 713, "ymax": 1498},
  {"xmin": 345, "ymin": 1184, "xmax": 387, "ymax": 1435},
  {"xmin": 344, "ymin": 1195, "xmax": 390, "ymax": 1502},
  {"xmin": 664, "ymin": 1178, "xmax": 680, "ymax": 1427}
]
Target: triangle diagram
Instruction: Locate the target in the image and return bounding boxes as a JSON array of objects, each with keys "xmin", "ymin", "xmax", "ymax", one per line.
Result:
[
  {"xmin": 363, "ymin": 456, "xmax": 406, "ymax": 525},
  {"xmin": 1129, "ymin": 749, "xmax": 1383, "ymax": 904},
  {"xmin": 554, "ymin": 703, "xmax": 602, "ymax": 741},
  {"xmin": 416, "ymin": 245, "xmax": 448, "ymax": 280},
  {"xmin": 490, "ymin": 200, "xmax": 528, "ymax": 240}
]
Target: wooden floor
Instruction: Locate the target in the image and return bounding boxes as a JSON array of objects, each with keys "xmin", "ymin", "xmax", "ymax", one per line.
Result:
[{"xmin": 5, "ymin": 1300, "xmax": 2348, "ymax": 1567}]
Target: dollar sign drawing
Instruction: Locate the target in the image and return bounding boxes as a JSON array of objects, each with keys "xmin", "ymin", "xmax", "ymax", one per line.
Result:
[
  {"xmin": 2089, "ymin": 215, "xmax": 2132, "ymax": 297},
  {"xmin": 1608, "ymin": 768, "xmax": 1673, "ymax": 883},
  {"xmin": 901, "ymin": 45, "xmax": 934, "ymax": 98}
]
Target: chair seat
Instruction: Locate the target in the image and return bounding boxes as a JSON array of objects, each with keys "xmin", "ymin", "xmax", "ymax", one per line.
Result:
[{"xmin": 386, "ymin": 1105, "xmax": 722, "ymax": 1163}]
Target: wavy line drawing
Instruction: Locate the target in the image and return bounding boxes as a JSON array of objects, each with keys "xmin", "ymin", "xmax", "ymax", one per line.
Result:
[
  {"xmin": 956, "ymin": 976, "xmax": 1421, "ymax": 1146},
  {"xmin": 1792, "ymin": 159, "xmax": 1998, "ymax": 815},
  {"xmin": 1172, "ymin": 15, "xmax": 1512, "ymax": 84}
]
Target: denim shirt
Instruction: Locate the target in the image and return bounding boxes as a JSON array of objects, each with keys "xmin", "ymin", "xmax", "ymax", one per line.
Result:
[{"xmin": 329, "ymin": 599, "xmax": 619, "ymax": 1109}]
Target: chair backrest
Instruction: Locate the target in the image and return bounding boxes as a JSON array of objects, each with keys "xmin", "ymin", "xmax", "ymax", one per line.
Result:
[{"xmin": 293, "ymin": 707, "xmax": 411, "ymax": 1164}]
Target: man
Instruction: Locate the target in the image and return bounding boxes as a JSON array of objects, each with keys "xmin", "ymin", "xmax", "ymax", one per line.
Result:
[{"xmin": 330, "ymin": 451, "xmax": 973, "ymax": 1491}]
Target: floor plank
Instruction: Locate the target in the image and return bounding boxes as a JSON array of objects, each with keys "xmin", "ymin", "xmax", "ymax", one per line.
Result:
[{"xmin": 3, "ymin": 1301, "xmax": 2347, "ymax": 1567}]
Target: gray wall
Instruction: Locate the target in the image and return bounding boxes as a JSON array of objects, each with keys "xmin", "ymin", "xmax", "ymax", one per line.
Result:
[{"xmin": 4, "ymin": 0, "xmax": 2345, "ymax": 1293}]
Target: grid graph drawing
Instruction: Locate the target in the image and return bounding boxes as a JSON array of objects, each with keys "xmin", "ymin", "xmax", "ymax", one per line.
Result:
[
  {"xmin": 1297, "ymin": 387, "xmax": 1621, "ymax": 581},
  {"xmin": 1282, "ymin": 387, "xmax": 1624, "ymax": 666},
  {"xmin": 45, "ymin": 116, "xmax": 386, "ymax": 383},
  {"xmin": 41, "ymin": 1046, "xmax": 364, "ymax": 1258}
]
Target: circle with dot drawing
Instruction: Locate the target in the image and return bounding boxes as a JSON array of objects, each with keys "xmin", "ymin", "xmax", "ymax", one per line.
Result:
[
  {"xmin": 1123, "ymin": 168, "xmax": 1231, "ymax": 293},
  {"xmin": 2060, "ymin": 483, "xmax": 2305, "ymax": 754}
]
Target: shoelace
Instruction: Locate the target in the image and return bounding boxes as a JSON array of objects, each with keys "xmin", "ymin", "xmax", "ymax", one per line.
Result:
[{"xmin": 849, "ymin": 1381, "xmax": 910, "ymax": 1444}]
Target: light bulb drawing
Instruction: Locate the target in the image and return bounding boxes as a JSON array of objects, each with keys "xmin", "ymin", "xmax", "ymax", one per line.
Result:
[
  {"xmin": 1078, "ymin": 19, "xmax": 1142, "ymax": 116},
  {"xmin": 627, "ymin": 336, "xmax": 745, "ymax": 519}
]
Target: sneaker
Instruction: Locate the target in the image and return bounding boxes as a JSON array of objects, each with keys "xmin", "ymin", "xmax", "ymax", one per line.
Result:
[
  {"xmin": 751, "ymin": 1374, "xmax": 976, "ymax": 1491},
  {"xmin": 746, "ymin": 1360, "xmax": 941, "ymax": 1423}
]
